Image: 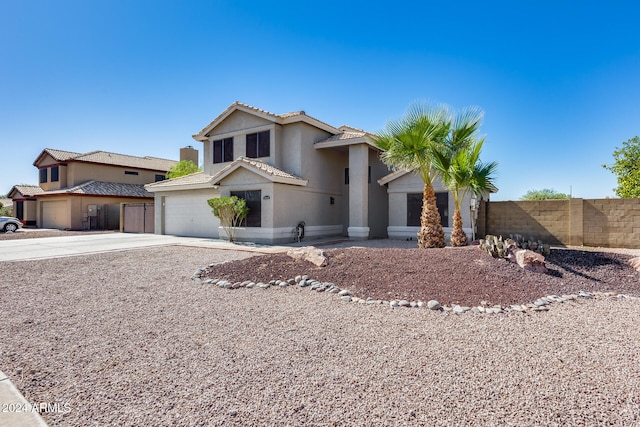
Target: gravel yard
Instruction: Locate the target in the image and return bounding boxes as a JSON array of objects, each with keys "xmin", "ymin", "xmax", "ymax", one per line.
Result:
[{"xmin": 1, "ymin": 244, "xmax": 640, "ymax": 426}]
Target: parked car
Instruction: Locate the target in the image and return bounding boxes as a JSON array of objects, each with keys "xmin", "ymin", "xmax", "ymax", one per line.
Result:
[{"xmin": 0, "ymin": 216, "xmax": 22, "ymax": 233}]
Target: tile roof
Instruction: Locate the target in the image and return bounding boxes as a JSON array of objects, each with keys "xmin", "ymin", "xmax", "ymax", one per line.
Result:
[
  {"xmin": 72, "ymin": 151, "xmax": 177, "ymax": 171},
  {"xmin": 37, "ymin": 148, "xmax": 177, "ymax": 171},
  {"xmin": 316, "ymin": 130, "xmax": 367, "ymax": 143},
  {"xmin": 193, "ymin": 101, "xmax": 338, "ymax": 140},
  {"xmin": 221, "ymin": 157, "xmax": 303, "ymax": 180},
  {"xmin": 210, "ymin": 157, "xmax": 307, "ymax": 186},
  {"xmin": 42, "ymin": 181, "xmax": 152, "ymax": 198},
  {"xmin": 377, "ymin": 169, "xmax": 411, "ymax": 185},
  {"xmin": 10, "ymin": 185, "xmax": 45, "ymax": 197},
  {"xmin": 338, "ymin": 125, "xmax": 369, "ymax": 133},
  {"xmin": 145, "ymin": 171, "xmax": 215, "ymax": 189},
  {"xmin": 42, "ymin": 148, "xmax": 82, "ymax": 161}
]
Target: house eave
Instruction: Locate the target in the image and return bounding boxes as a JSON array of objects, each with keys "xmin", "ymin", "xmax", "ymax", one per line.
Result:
[
  {"xmin": 315, "ymin": 137, "xmax": 381, "ymax": 151},
  {"xmin": 145, "ymin": 182, "xmax": 219, "ymax": 193},
  {"xmin": 377, "ymin": 169, "xmax": 412, "ymax": 186},
  {"xmin": 280, "ymin": 115, "xmax": 338, "ymax": 134},
  {"xmin": 212, "ymin": 164, "xmax": 308, "ymax": 187}
]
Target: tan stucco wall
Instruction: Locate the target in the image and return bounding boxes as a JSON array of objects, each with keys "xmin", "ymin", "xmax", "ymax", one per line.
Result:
[
  {"xmin": 280, "ymin": 122, "xmax": 333, "ymax": 177},
  {"xmin": 37, "ymin": 154, "xmax": 58, "ymax": 167},
  {"xmin": 271, "ymin": 185, "xmax": 343, "ymax": 229},
  {"xmin": 290, "ymin": 123, "xmax": 341, "ymax": 189},
  {"xmin": 368, "ymin": 151, "xmax": 390, "ymax": 238},
  {"xmin": 213, "ymin": 110, "xmax": 272, "ymax": 135},
  {"xmin": 66, "ymin": 163, "xmax": 166, "ymax": 187}
]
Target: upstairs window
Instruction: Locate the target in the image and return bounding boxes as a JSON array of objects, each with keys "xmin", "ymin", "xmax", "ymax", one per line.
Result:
[
  {"xmin": 155, "ymin": 174, "xmax": 165, "ymax": 182},
  {"xmin": 51, "ymin": 166, "xmax": 59, "ymax": 182},
  {"xmin": 39, "ymin": 168, "xmax": 47, "ymax": 183},
  {"xmin": 246, "ymin": 130, "xmax": 270, "ymax": 158},
  {"xmin": 125, "ymin": 170, "xmax": 139, "ymax": 175},
  {"xmin": 214, "ymin": 137, "xmax": 233, "ymax": 163}
]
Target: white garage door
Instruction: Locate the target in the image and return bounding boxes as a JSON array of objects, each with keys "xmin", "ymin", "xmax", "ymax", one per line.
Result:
[
  {"xmin": 164, "ymin": 194, "xmax": 220, "ymax": 238},
  {"xmin": 42, "ymin": 201, "xmax": 68, "ymax": 229}
]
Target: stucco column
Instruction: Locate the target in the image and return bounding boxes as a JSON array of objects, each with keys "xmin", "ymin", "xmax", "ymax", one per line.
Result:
[{"xmin": 347, "ymin": 144, "xmax": 370, "ymax": 239}]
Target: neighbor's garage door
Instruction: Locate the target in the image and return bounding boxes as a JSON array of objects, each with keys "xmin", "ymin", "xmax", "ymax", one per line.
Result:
[
  {"xmin": 42, "ymin": 200, "xmax": 68, "ymax": 229},
  {"xmin": 164, "ymin": 194, "xmax": 220, "ymax": 238}
]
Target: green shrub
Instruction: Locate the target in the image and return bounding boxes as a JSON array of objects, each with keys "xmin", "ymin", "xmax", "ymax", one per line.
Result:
[{"xmin": 207, "ymin": 196, "xmax": 249, "ymax": 242}]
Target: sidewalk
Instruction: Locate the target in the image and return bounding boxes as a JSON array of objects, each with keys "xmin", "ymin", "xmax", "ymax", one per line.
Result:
[
  {"xmin": 0, "ymin": 371, "xmax": 48, "ymax": 427},
  {"xmin": 0, "ymin": 233, "xmax": 418, "ymax": 262}
]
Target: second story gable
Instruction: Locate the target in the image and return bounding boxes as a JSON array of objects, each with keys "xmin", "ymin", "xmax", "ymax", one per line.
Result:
[
  {"xmin": 33, "ymin": 148, "xmax": 177, "ymax": 192},
  {"xmin": 192, "ymin": 102, "xmax": 339, "ymax": 178}
]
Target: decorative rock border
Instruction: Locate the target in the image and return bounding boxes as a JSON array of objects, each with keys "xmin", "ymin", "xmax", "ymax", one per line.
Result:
[{"xmin": 191, "ymin": 268, "xmax": 640, "ymax": 314}]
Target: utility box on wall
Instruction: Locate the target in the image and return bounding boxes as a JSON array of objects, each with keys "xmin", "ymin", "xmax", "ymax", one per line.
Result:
[{"xmin": 87, "ymin": 204, "xmax": 98, "ymax": 217}]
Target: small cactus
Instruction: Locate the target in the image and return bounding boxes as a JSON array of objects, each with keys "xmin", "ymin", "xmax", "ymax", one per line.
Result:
[{"xmin": 480, "ymin": 233, "xmax": 551, "ymax": 259}]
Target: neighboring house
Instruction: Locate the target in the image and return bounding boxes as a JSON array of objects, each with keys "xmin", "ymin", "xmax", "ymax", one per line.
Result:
[
  {"xmin": 9, "ymin": 149, "xmax": 178, "ymax": 230},
  {"xmin": 146, "ymin": 102, "xmax": 489, "ymax": 244},
  {"xmin": 6, "ymin": 186, "xmax": 43, "ymax": 226}
]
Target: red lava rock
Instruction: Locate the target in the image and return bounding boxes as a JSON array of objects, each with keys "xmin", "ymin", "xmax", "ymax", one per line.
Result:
[{"xmin": 202, "ymin": 246, "xmax": 640, "ymax": 307}]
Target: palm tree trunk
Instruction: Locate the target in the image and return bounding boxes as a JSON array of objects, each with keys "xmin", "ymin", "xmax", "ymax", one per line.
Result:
[
  {"xmin": 450, "ymin": 208, "xmax": 468, "ymax": 246},
  {"xmin": 417, "ymin": 183, "xmax": 445, "ymax": 248}
]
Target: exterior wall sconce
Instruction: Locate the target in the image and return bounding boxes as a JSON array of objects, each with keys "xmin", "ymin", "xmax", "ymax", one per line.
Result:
[
  {"xmin": 330, "ymin": 197, "xmax": 335, "ymax": 205},
  {"xmin": 263, "ymin": 195, "xmax": 271, "ymax": 200}
]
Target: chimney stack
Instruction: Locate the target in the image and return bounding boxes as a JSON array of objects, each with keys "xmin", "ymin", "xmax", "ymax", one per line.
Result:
[{"xmin": 180, "ymin": 146, "xmax": 198, "ymax": 165}]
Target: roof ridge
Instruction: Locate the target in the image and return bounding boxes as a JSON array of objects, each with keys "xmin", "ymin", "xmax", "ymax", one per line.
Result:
[
  {"xmin": 338, "ymin": 125, "xmax": 368, "ymax": 133},
  {"xmin": 233, "ymin": 101, "xmax": 280, "ymax": 119}
]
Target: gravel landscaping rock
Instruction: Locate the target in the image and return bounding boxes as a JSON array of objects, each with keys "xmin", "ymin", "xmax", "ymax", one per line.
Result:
[
  {"xmin": 1, "ymin": 245, "xmax": 640, "ymax": 426},
  {"xmin": 199, "ymin": 246, "xmax": 640, "ymax": 307}
]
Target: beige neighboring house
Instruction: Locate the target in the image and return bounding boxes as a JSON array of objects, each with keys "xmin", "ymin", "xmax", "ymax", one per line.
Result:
[
  {"xmin": 9, "ymin": 148, "xmax": 178, "ymax": 230},
  {"xmin": 146, "ymin": 102, "xmax": 489, "ymax": 244},
  {"xmin": 5, "ymin": 186, "xmax": 43, "ymax": 226}
]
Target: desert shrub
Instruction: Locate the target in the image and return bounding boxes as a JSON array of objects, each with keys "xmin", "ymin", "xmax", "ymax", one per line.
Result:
[
  {"xmin": 207, "ymin": 196, "xmax": 249, "ymax": 242},
  {"xmin": 479, "ymin": 234, "xmax": 550, "ymax": 259},
  {"xmin": 0, "ymin": 201, "xmax": 12, "ymax": 216}
]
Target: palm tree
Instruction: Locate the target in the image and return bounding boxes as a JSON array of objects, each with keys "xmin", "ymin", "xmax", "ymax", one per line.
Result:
[
  {"xmin": 432, "ymin": 137, "xmax": 498, "ymax": 246},
  {"xmin": 372, "ymin": 103, "xmax": 451, "ymax": 248}
]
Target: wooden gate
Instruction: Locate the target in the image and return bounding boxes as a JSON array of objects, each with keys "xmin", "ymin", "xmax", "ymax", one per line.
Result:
[{"xmin": 122, "ymin": 203, "xmax": 154, "ymax": 233}]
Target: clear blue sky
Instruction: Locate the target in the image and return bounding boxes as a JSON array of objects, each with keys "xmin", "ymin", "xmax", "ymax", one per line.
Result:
[{"xmin": 2, "ymin": 0, "xmax": 639, "ymax": 200}]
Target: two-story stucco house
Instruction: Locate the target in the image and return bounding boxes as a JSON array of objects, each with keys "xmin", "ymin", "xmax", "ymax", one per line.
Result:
[
  {"xmin": 145, "ymin": 102, "xmax": 486, "ymax": 244},
  {"xmin": 9, "ymin": 149, "xmax": 177, "ymax": 230}
]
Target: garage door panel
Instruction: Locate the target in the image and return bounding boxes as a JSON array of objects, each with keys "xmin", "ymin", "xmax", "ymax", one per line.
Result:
[
  {"xmin": 42, "ymin": 201, "xmax": 68, "ymax": 229},
  {"xmin": 164, "ymin": 195, "xmax": 219, "ymax": 238}
]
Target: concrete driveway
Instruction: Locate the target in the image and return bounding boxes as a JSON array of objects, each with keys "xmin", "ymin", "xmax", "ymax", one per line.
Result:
[{"xmin": 0, "ymin": 233, "xmax": 289, "ymax": 262}]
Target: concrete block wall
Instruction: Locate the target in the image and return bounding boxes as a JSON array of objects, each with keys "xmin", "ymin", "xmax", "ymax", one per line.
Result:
[
  {"xmin": 582, "ymin": 198, "xmax": 640, "ymax": 248},
  {"xmin": 480, "ymin": 200, "xmax": 570, "ymax": 245},
  {"xmin": 478, "ymin": 198, "xmax": 640, "ymax": 249}
]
